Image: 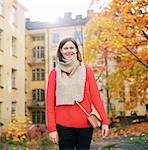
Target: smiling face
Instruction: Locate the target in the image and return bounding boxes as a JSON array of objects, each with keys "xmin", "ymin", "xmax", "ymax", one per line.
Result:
[{"xmin": 60, "ymin": 41, "xmax": 77, "ymax": 60}]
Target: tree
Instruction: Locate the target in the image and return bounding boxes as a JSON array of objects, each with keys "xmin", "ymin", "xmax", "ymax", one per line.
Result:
[{"xmin": 85, "ymin": 0, "xmax": 148, "ymax": 113}]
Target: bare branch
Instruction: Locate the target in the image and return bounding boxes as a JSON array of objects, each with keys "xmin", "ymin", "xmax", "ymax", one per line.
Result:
[
  {"xmin": 123, "ymin": 45, "xmax": 148, "ymax": 68},
  {"xmin": 142, "ymin": 30, "xmax": 148, "ymax": 40}
]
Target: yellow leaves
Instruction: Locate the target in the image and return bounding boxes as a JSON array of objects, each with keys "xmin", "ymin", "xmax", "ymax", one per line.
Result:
[
  {"xmin": 125, "ymin": 101, "xmax": 137, "ymax": 110},
  {"xmin": 84, "ymin": 39, "xmax": 100, "ymax": 64},
  {"xmin": 13, "ymin": 137, "xmax": 20, "ymax": 142},
  {"xmin": 4, "ymin": 116, "xmax": 32, "ymax": 143}
]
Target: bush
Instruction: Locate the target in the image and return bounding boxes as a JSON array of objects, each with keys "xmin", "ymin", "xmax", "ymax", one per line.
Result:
[
  {"xmin": 27, "ymin": 124, "xmax": 48, "ymax": 140},
  {"xmin": 4, "ymin": 116, "xmax": 32, "ymax": 144},
  {"xmin": 0, "ymin": 120, "xmax": 56, "ymax": 149},
  {"xmin": 38, "ymin": 136, "xmax": 52, "ymax": 147}
]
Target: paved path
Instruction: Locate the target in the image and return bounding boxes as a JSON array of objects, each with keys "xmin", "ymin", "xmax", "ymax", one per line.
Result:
[{"xmin": 90, "ymin": 136, "xmax": 148, "ymax": 150}]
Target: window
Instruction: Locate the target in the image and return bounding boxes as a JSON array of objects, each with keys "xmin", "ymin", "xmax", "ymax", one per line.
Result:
[
  {"xmin": 32, "ymin": 112, "xmax": 36, "ymax": 124},
  {"xmin": 25, "ymin": 102, "xmax": 27, "ymax": 116},
  {"xmin": 74, "ymin": 31, "xmax": 83, "ymax": 45},
  {"xmin": 11, "ymin": 102, "xmax": 16, "ymax": 121},
  {"xmin": 37, "ymin": 47, "xmax": 40, "ymax": 58},
  {"xmin": 41, "ymin": 36, "xmax": 45, "ymax": 40},
  {"xmin": 32, "ymin": 70, "xmax": 36, "ymax": 80},
  {"xmin": 37, "ymin": 111, "xmax": 40, "ymax": 123},
  {"xmin": 37, "ymin": 69, "xmax": 40, "ymax": 80},
  {"xmin": 32, "ymin": 111, "xmax": 45, "ymax": 124},
  {"xmin": 32, "ymin": 36, "xmax": 35, "ymax": 41},
  {"xmin": 0, "ymin": 102, "xmax": 2, "ymax": 121},
  {"xmin": 0, "ymin": 65, "xmax": 3, "ymax": 87},
  {"xmin": 41, "ymin": 47, "xmax": 45, "ymax": 58},
  {"xmin": 52, "ymin": 34, "xmax": 60, "ymax": 43},
  {"xmin": 32, "ymin": 48, "xmax": 36, "ymax": 58},
  {"xmin": 0, "ymin": 0, "xmax": 3, "ymax": 15},
  {"xmin": 32, "ymin": 69, "xmax": 45, "ymax": 81},
  {"xmin": 41, "ymin": 112, "xmax": 45, "ymax": 123},
  {"xmin": 32, "ymin": 35, "xmax": 45, "ymax": 41},
  {"xmin": 11, "ymin": 102, "xmax": 16, "ymax": 114},
  {"xmin": 32, "ymin": 90, "xmax": 36, "ymax": 100},
  {"xmin": 25, "ymin": 79, "xmax": 27, "ymax": 93},
  {"xmin": 41, "ymin": 69, "xmax": 45, "ymax": 80},
  {"xmin": 41, "ymin": 89, "xmax": 45, "ymax": 100},
  {"xmin": 10, "ymin": 6, "xmax": 16, "ymax": 24},
  {"xmin": 32, "ymin": 89, "xmax": 45, "ymax": 101},
  {"xmin": 0, "ymin": 29, "xmax": 3, "ymax": 50},
  {"xmin": 12, "ymin": 36, "xmax": 17, "ymax": 56},
  {"xmin": 32, "ymin": 46, "xmax": 45, "ymax": 59},
  {"xmin": 12, "ymin": 69, "xmax": 16, "ymax": 88}
]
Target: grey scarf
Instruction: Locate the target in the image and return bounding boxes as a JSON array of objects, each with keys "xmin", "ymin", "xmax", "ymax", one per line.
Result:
[{"xmin": 56, "ymin": 57, "xmax": 86, "ymax": 105}]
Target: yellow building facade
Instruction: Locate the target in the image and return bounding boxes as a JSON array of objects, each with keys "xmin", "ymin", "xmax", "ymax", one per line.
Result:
[
  {"xmin": 0, "ymin": 0, "xmax": 26, "ymax": 126},
  {"xmin": 25, "ymin": 13, "xmax": 86, "ymax": 124}
]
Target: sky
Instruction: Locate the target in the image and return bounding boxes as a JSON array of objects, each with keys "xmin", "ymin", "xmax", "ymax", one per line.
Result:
[
  {"xmin": 17, "ymin": 0, "xmax": 109, "ymax": 22},
  {"xmin": 17, "ymin": 0, "xmax": 90, "ymax": 22}
]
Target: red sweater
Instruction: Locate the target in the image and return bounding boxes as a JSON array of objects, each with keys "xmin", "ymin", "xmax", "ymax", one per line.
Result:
[{"xmin": 46, "ymin": 66, "xmax": 109, "ymax": 132}]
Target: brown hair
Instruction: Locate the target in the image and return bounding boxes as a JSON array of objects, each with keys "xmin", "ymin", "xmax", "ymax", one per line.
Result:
[{"xmin": 57, "ymin": 37, "xmax": 82, "ymax": 62}]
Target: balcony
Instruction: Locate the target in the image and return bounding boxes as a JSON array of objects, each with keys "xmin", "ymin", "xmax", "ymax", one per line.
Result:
[
  {"xmin": 27, "ymin": 100, "xmax": 45, "ymax": 109},
  {"xmin": 27, "ymin": 57, "xmax": 45, "ymax": 65}
]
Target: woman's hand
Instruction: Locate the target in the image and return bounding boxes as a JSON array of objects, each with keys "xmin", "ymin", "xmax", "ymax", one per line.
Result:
[
  {"xmin": 49, "ymin": 131, "xmax": 59, "ymax": 144},
  {"xmin": 101, "ymin": 124, "xmax": 109, "ymax": 138}
]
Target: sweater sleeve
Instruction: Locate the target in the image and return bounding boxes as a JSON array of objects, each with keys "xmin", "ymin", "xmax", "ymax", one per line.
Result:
[
  {"xmin": 87, "ymin": 67, "xmax": 109, "ymax": 125},
  {"xmin": 46, "ymin": 69, "xmax": 57, "ymax": 132}
]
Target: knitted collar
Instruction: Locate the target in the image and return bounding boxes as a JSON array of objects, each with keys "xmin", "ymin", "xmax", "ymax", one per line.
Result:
[{"xmin": 56, "ymin": 57, "xmax": 86, "ymax": 105}]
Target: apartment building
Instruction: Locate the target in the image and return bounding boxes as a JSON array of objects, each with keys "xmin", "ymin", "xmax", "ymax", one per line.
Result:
[
  {"xmin": 25, "ymin": 12, "xmax": 94, "ymax": 124},
  {"xmin": 0, "ymin": 0, "xmax": 26, "ymax": 126}
]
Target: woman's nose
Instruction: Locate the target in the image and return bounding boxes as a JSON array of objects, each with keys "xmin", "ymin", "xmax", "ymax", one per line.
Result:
[{"xmin": 67, "ymin": 48, "xmax": 71, "ymax": 52}]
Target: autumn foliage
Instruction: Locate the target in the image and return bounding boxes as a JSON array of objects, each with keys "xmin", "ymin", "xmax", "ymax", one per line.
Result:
[
  {"xmin": 85, "ymin": 0, "xmax": 148, "ymax": 111},
  {"xmin": 93, "ymin": 122, "xmax": 148, "ymax": 141},
  {"xmin": 3, "ymin": 116, "xmax": 32, "ymax": 143}
]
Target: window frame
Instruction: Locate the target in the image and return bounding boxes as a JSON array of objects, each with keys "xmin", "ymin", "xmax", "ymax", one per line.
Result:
[
  {"xmin": 36, "ymin": 69, "xmax": 40, "ymax": 80},
  {"xmin": 52, "ymin": 33, "xmax": 60, "ymax": 43},
  {"xmin": 0, "ymin": 0, "xmax": 3, "ymax": 15},
  {"xmin": 11, "ymin": 102, "xmax": 16, "ymax": 121},
  {"xmin": 32, "ymin": 111, "xmax": 45, "ymax": 124},
  {"xmin": 12, "ymin": 36, "xmax": 17, "ymax": 56},
  {"xmin": 0, "ymin": 65, "xmax": 2, "ymax": 87},
  {"xmin": 32, "ymin": 35, "xmax": 45, "ymax": 41},
  {"xmin": 32, "ymin": 68, "xmax": 45, "ymax": 81},
  {"xmin": 32, "ymin": 89, "xmax": 45, "ymax": 101},
  {"xmin": 0, "ymin": 102, "xmax": 2, "ymax": 119},
  {"xmin": 10, "ymin": 6, "xmax": 17, "ymax": 25},
  {"xmin": 32, "ymin": 46, "xmax": 45, "ymax": 59},
  {"xmin": 41, "ymin": 69, "xmax": 45, "ymax": 80},
  {"xmin": 0, "ymin": 29, "xmax": 3, "ymax": 50},
  {"xmin": 11, "ymin": 69, "xmax": 17, "ymax": 89}
]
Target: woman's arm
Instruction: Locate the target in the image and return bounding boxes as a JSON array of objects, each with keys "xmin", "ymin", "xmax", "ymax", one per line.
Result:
[
  {"xmin": 46, "ymin": 69, "xmax": 57, "ymax": 132},
  {"xmin": 87, "ymin": 67, "xmax": 109, "ymax": 125}
]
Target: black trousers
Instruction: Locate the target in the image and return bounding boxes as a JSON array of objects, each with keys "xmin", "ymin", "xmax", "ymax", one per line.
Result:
[{"xmin": 56, "ymin": 124, "xmax": 93, "ymax": 150}]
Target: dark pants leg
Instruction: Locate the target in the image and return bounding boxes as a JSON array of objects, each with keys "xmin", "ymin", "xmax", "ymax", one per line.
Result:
[
  {"xmin": 56, "ymin": 125, "xmax": 93, "ymax": 150},
  {"xmin": 76, "ymin": 127, "xmax": 93, "ymax": 150},
  {"xmin": 56, "ymin": 125, "xmax": 76, "ymax": 150}
]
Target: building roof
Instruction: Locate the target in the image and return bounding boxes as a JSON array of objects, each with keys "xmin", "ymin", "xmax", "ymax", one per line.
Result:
[{"xmin": 26, "ymin": 12, "xmax": 89, "ymax": 30}]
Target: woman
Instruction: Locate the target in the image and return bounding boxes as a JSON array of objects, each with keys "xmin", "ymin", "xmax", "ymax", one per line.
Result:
[{"xmin": 46, "ymin": 37, "xmax": 109, "ymax": 150}]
